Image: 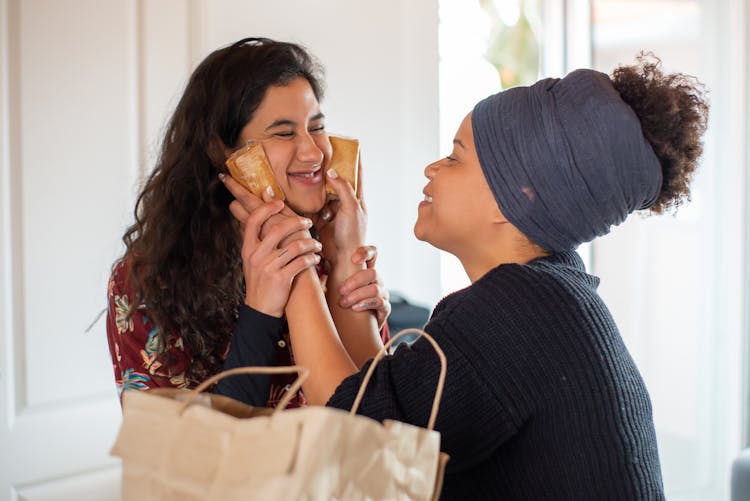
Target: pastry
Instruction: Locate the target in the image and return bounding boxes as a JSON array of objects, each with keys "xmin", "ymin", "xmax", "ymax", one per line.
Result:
[
  {"xmin": 326, "ymin": 136, "xmax": 359, "ymax": 198},
  {"xmin": 225, "ymin": 142, "xmax": 285, "ymax": 200}
]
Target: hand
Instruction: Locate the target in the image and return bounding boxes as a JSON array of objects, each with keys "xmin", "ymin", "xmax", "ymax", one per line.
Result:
[
  {"xmin": 221, "ymin": 173, "xmax": 308, "ymax": 246},
  {"xmin": 338, "ymin": 245, "xmax": 391, "ymax": 330},
  {"xmin": 220, "ymin": 173, "xmax": 321, "ymax": 316},
  {"xmin": 318, "ymin": 160, "xmax": 367, "ymax": 265},
  {"xmin": 239, "ymin": 201, "xmax": 322, "ymax": 317}
]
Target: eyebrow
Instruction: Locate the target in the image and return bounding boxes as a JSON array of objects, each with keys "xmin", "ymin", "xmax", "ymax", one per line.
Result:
[
  {"xmin": 265, "ymin": 112, "xmax": 325, "ymax": 131},
  {"xmin": 453, "ymin": 138, "xmax": 466, "ymax": 149}
]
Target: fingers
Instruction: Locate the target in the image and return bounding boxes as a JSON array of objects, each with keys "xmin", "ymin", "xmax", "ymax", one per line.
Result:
[
  {"xmin": 261, "ymin": 185, "xmax": 277, "ymax": 203},
  {"xmin": 339, "ymin": 267, "xmax": 379, "ymax": 296},
  {"xmin": 250, "ymin": 215, "xmax": 314, "ymax": 262},
  {"xmin": 241, "ymin": 200, "xmax": 286, "ymax": 250},
  {"xmin": 314, "ymin": 200, "xmax": 338, "ymax": 233},
  {"xmin": 281, "ymin": 252, "xmax": 322, "ymax": 281},
  {"xmin": 275, "ymin": 237, "xmax": 322, "ymax": 268},
  {"xmin": 355, "ymin": 154, "xmax": 363, "ymax": 201},
  {"xmin": 220, "ymin": 172, "xmax": 264, "ymax": 212},
  {"xmin": 326, "ymin": 168, "xmax": 359, "ymax": 213},
  {"xmin": 320, "ymin": 201, "xmax": 337, "ymax": 223},
  {"xmin": 351, "ymin": 245, "xmax": 377, "ymax": 266},
  {"xmin": 375, "ymin": 299, "xmax": 391, "ymax": 331},
  {"xmin": 339, "ymin": 282, "xmax": 386, "ymax": 309},
  {"xmin": 229, "ymin": 200, "xmax": 250, "ymax": 223},
  {"xmin": 355, "ymin": 155, "xmax": 367, "ymax": 214},
  {"xmin": 242, "ymin": 221, "xmax": 319, "ymax": 318}
]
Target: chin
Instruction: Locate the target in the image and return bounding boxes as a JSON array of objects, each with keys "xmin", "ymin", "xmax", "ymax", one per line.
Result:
[
  {"xmin": 413, "ymin": 221, "xmax": 431, "ymax": 244},
  {"xmin": 287, "ymin": 196, "xmax": 326, "ymax": 217}
]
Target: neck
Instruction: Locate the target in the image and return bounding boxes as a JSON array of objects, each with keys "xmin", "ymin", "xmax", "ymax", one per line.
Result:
[{"xmin": 457, "ymin": 237, "xmax": 548, "ymax": 283}]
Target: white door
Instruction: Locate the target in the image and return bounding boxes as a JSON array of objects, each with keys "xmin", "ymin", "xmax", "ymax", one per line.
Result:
[
  {"xmin": 0, "ymin": 1, "xmax": 440, "ymax": 499},
  {"xmin": 0, "ymin": 0, "xmax": 193, "ymax": 499}
]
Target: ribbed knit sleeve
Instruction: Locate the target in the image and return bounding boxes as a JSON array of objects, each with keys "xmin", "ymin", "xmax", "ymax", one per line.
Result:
[
  {"xmin": 213, "ymin": 305, "xmax": 282, "ymax": 406},
  {"xmin": 327, "ymin": 316, "xmax": 519, "ymax": 472}
]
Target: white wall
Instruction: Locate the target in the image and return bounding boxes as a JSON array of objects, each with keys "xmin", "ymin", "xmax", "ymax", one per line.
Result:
[{"xmin": 0, "ymin": 1, "xmax": 440, "ymax": 499}]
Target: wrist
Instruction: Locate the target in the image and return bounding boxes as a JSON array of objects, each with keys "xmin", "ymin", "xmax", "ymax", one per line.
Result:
[
  {"xmin": 328, "ymin": 245, "xmax": 363, "ymax": 265},
  {"xmin": 328, "ymin": 256, "xmax": 366, "ymax": 283},
  {"xmin": 245, "ymin": 297, "xmax": 283, "ymax": 319}
]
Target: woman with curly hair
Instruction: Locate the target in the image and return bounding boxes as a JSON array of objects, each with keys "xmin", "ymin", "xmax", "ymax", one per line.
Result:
[
  {"xmin": 222, "ymin": 54, "xmax": 708, "ymax": 499},
  {"xmin": 105, "ymin": 38, "xmax": 390, "ymax": 408}
]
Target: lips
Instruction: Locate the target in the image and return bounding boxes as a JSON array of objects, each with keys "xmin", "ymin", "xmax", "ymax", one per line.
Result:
[
  {"xmin": 288, "ymin": 167, "xmax": 323, "ymax": 185},
  {"xmin": 419, "ymin": 188, "xmax": 433, "ymax": 210}
]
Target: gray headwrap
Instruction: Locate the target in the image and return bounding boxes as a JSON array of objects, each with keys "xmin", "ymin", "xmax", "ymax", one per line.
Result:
[{"xmin": 471, "ymin": 69, "xmax": 662, "ymax": 252}]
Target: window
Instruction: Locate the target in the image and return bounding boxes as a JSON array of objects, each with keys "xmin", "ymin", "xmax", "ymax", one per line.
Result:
[{"xmin": 439, "ymin": 1, "xmax": 747, "ymax": 499}]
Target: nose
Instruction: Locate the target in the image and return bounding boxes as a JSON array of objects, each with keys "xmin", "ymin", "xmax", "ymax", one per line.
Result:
[
  {"xmin": 424, "ymin": 160, "xmax": 439, "ymax": 179},
  {"xmin": 297, "ymin": 132, "xmax": 324, "ymax": 165}
]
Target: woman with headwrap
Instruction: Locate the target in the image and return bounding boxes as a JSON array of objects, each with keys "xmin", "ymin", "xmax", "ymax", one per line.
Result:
[{"xmin": 221, "ymin": 54, "xmax": 707, "ymax": 500}]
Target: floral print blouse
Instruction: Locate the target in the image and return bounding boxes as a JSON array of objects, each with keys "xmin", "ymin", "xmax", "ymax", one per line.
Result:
[{"xmin": 106, "ymin": 259, "xmax": 389, "ymax": 407}]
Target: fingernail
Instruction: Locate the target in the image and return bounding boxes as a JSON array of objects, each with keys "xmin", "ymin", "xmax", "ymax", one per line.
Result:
[
  {"xmin": 218, "ymin": 173, "xmax": 226, "ymax": 182},
  {"xmin": 265, "ymin": 186, "xmax": 275, "ymax": 198},
  {"xmin": 326, "ymin": 168, "xmax": 338, "ymax": 179},
  {"xmin": 315, "ymin": 241, "xmax": 322, "ymax": 250},
  {"xmin": 314, "ymin": 254, "xmax": 321, "ymax": 263},
  {"xmin": 301, "ymin": 218, "xmax": 313, "ymax": 227}
]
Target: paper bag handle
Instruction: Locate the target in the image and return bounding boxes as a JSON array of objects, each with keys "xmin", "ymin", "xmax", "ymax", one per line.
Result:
[
  {"xmin": 178, "ymin": 365, "xmax": 310, "ymax": 415},
  {"xmin": 351, "ymin": 328, "xmax": 446, "ymax": 430}
]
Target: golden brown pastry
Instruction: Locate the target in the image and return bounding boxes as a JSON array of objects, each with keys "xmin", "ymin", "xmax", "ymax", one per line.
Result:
[
  {"xmin": 225, "ymin": 142, "xmax": 285, "ymax": 201},
  {"xmin": 326, "ymin": 136, "xmax": 359, "ymax": 198}
]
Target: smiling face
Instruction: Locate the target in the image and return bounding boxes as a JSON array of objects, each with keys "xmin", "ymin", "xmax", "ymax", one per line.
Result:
[
  {"xmin": 414, "ymin": 112, "xmax": 505, "ymax": 256},
  {"xmin": 236, "ymin": 77, "xmax": 332, "ymax": 216}
]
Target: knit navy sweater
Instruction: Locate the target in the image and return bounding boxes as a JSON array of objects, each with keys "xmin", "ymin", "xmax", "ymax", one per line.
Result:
[{"xmin": 221, "ymin": 251, "xmax": 665, "ymax": 500}]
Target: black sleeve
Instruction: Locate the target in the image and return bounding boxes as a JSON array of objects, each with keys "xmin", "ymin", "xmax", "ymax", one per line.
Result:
[
  {"xmin": 326, "ymin": 319, "xmax": 519, "ymax": 473},
  {"xmin": 213, "ymin": 304, "xmax": 282, "ymax": 406}
]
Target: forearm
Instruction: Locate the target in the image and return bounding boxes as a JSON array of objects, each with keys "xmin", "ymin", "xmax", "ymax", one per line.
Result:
[
  {"xmin": 326, "ymin": 258, "xmax": 382, "ymax": 368},
  {"xmin": 285, "ymin": 267, "xmax": 358, "ymax": 405}
]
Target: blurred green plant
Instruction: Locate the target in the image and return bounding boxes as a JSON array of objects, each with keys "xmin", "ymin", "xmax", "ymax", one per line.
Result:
[{"xmin": 479, "ymin": 0, "xmax": 540, "ymax": 89}]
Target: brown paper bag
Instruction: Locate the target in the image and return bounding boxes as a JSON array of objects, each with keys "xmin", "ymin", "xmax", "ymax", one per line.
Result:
[{"xmin": 111, "ymin": 329, "xmax": 449, "ymax": 501}]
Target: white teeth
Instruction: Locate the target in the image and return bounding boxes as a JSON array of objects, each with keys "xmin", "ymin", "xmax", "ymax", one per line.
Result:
[
  {"xmin": 424, "ymin": 195, "xmax": 433, "ymax": 203},
  {"xmin": 292, "ymin": 170, "xmax": 317, "ymax": 178}
]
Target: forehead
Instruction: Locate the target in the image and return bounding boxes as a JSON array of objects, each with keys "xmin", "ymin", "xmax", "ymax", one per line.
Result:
[
  {"xmin": 253, "ymin": 77, "xmax": 321, "ymax": 120},
  {"xmin": 456, "ymin": 112, "xmax": 474, "ymax": 143},
  {"xmin": 452, "ymin": 112, "xmax": 477, "ymax": 152}
]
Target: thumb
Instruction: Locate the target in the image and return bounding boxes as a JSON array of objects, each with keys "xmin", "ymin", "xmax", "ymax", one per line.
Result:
[{"xmin": 326, "ymin": 168, "xmax": 358, "ymax": 212}]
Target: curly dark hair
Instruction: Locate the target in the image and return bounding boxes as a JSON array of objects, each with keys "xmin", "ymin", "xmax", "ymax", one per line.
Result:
[
  {"xmin": 611, "ymin": 52, "xmax": 709, "ymax": 214},
  {"xmin": 120, "ymin": 38, "xmax": 325, "ymax": 383}
]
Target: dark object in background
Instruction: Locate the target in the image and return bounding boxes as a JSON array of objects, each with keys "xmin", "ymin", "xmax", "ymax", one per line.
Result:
[{"xmin": 386, "ymin": 291, "xmax": 432, "ymax": 347}]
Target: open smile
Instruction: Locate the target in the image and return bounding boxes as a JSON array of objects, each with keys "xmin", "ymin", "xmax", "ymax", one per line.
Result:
[{"xmin": 288, "ymin": 167, "xmax": 323, "ymax": 186}]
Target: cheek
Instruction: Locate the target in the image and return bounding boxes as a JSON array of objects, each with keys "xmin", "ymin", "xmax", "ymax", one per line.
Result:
[
  {"xmin": 315, "ymin": 135, "xmax": 333, "ymax": 165},
  {"xmin": 263, "ymin": 143, "xmax": 294, "ymax": 184}
]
